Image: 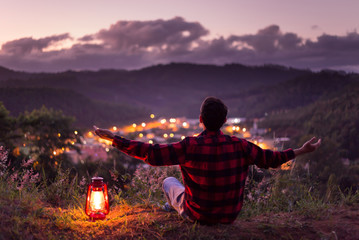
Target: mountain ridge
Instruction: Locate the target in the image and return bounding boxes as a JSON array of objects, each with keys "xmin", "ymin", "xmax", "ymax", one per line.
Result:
[{"xmin": 0, "ymin": 62, "xmax": 357, "ymax": 125}]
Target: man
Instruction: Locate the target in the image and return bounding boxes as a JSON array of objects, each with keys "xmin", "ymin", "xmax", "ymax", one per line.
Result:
[{"xmin": 94, "ymin": 97, "xmax": 321, "ymax": 224}]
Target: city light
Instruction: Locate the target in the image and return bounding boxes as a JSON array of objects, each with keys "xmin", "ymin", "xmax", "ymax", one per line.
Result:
[
  {"xmin": 146, "ymin": 133, "xmax": 155, "ymax": 139},
  {"xmin": 69, "ymin": 116, "xmax": 272, "ymax": 164},
  {"xmin": 150, "ymin": 114, "xmax": 155, "ymax": 119},
  {"xmin": 58, "ymin": 133, "xmax": 61, "ymax": 137}
]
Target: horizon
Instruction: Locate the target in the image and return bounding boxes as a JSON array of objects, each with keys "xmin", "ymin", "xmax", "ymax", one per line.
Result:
[{"xmin": 0, "ymin": 61, "xmax": 350, "ymax": 75}]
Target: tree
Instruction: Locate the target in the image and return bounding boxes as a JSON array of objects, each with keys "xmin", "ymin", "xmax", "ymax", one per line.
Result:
[
  {"xmin": 18, "ymin": 106, "xmax": 82, "ymax": 179},
  {"xmin": 0, "ymin": 102, "xmax": 16, "ymax": 147}
]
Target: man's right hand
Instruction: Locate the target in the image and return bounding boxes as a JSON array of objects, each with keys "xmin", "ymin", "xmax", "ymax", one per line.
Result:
[
  {"xmin": 294, "ymin": 137, "xmax": 321, "ymax": 157},
  {"xmin": 93, "ymin": 125, "xmax": 115, "ymax": 141}
]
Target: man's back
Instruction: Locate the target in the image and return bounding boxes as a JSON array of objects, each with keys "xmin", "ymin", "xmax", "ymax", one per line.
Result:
[{"xmin": 180, "ymin": 130, "xmax": 294, "ymax": 224}]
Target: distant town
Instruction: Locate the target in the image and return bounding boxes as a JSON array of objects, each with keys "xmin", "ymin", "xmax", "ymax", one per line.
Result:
[{"xmin": 64, "ymin": 114, "xmax": 292, "ymax": 170}]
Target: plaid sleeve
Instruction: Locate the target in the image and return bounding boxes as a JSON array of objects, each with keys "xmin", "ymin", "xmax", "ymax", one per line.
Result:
[
  {"xmin": 243, "ymin": 139, "xmax": 295, "ymax": 168},
  {"xmin": 112, "ymin": 136, "xmax": 186, "ymax": 166}
]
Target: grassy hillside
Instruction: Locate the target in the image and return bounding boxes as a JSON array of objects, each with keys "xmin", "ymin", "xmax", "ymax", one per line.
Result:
[{"xmin": 1, "ymin": 161, "xmax": 358, "ymax": 240}]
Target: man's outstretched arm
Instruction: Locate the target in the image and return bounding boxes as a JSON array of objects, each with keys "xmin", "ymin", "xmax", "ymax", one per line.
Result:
[
  {"xmin": 293, "ymin": 137, "xmax": 321, "ymax": 157},
  {"xmin": 93, "ymin": 126, "xmax": 186, "ymax": 166},
  {"xmin": 244, "ymin": 136, "xmax": 321, "ymax": 169}
]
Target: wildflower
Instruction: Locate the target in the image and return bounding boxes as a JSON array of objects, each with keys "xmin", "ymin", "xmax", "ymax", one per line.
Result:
[
  {"xmin": 109, "ymin": 170, "xmax": 119, "ymax": 182},
  {"xmin": 21, "ymin": 158, "xmax": 36, "ymax": 168},
  {"xmin": 0, "ymin": 146, "xmax": 9, "ymax": 177},
  {"xmin": 9, "ymin": 172, "xmax": 18, "ymax": 183},
  {"xmin": 79, "ymin": 175, "xmax": 87, "ymax": 187}
]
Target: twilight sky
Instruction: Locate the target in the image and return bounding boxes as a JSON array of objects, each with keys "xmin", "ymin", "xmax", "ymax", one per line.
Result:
[{"xmin": 1, "ymin": 0, "xmax": 359, "ymax": 72}]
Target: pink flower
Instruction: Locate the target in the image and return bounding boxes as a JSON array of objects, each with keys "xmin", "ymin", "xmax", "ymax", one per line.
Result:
[
  {"xmin": 79, "ymin": 176, "xmax": 87, "ymax": 187},
  {"xmin": 21, "ymin": 158, "xmax": 36, "ymax": 168}
]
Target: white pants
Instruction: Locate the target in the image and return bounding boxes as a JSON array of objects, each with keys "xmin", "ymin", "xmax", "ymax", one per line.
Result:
[{"xmin": 162, "ymin": 177, "xmax": 191, "ymax": 220}]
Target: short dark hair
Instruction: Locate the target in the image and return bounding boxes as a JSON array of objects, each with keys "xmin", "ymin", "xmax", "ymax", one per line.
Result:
[{"xmin": 200, "ymin": 97, "xmax": 228, "ymax": 131}]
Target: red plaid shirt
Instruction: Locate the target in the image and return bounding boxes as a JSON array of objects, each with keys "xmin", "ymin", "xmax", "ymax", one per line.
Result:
[{"xmin": 112, "ymin": 130, "xmax": 295, "ymax": 224}]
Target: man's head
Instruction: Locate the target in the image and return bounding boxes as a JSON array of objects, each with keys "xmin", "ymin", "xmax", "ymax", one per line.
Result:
[{"xmin": 200, "ymin": 97, "xmax": 228, "ymax": 131}]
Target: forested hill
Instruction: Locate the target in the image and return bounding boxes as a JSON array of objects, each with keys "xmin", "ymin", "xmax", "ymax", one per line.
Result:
[
  {"xmin": 0, "ymin": 63, "xmax": 358, "ymax": 126},
  {"xmin": 0, "ymin": 88, "xmax": 149, "ymax": 128},
  {"xmin": 0, "ymin": 63, "xmax": 310, "ymax": 119},
  {"xmin": 223, "ymin": 70, "xmax": 359, "ymax": 117}
]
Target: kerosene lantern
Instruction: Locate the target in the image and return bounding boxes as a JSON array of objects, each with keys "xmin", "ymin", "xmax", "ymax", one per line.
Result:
[{"xmin": 85, "ymin": 177, "xmax": 109, "ymax": 221}]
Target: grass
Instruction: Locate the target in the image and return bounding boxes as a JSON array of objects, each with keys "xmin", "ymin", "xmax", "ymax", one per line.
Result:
[
  {"xmin": 1, "ymin": 197, "xmax": 359, "ymax": 239},
  {"xmin": 1, "ymin": 172, "xmax": 359, "ymax": 240},
  {"xmin": 1, "ymin": 153, "xmax": 359, "ymax": 239}
]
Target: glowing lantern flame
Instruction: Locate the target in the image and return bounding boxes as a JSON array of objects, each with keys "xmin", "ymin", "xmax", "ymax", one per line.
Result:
[{"xmin": 90, "ymin": 191, "xmax": 105, "ymax": 210}]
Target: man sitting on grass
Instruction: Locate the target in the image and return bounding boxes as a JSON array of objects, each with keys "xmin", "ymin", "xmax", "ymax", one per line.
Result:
[{"xmin": 94, "ymin": 97, "xmax": 321, "ymax": 224}]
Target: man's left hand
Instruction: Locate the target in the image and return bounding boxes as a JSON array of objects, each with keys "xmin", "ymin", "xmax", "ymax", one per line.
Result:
[{"xmin": 93, "ymin": 125, "xmax": 115, "ymax": 141}]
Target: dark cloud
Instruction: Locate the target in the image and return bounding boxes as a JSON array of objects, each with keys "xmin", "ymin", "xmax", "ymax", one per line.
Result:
[
  {"xmin": 78, "ymin": 35, "xmax": 94, "ymax": 42},
  {"xmin": 1, "ymin": 33, "xmax": 71, "ymax": 56},
  {"xmin": 235, "ymin": 25, "xmax": 282, "ymax": 53},
  {"xmin": 0, "ymin": 18, "xmax": 358, "ymax": 72},
  {"xmin": 95, "ymin": 16, "xmax": 208, "ymax": 52},
  {"xmin": 228, "ymin": 25, "xmax": 303, "ymax": 53}
]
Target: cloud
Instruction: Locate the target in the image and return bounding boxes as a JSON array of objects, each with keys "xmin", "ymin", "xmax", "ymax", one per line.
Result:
[
  {"xmin": 94, "ymin": 16, "xmax": 208, "ymax": 52},
  {"xmin": 1, "ymin": 33, "xmax": 71, "ymax": 56},
  {"xmin": 0, "ymin": 18, "xmax": 359, "ymax": 72}
]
